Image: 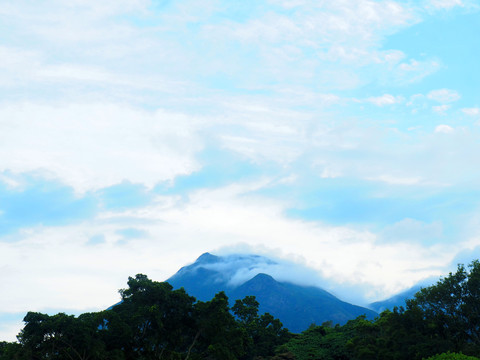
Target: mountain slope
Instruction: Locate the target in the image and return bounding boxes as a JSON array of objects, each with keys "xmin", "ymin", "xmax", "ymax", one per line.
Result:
[
  {"xmin": 230, "ymin": 273, "xmax": 377, "ymax": 332},
  {"xmin": 369, "ymin": 277, "xmax": 438, "ymax": 313},
  {"xmin": 167, "ymin": 253, "xmax": 377, "ymax": 333},
  {"xmin": 369, "ymin": 286, "xmax": 420, "ymax": 313},
  {"xmin": 167, "ymin": 252, "xmax": 231, "ymax": 301}
]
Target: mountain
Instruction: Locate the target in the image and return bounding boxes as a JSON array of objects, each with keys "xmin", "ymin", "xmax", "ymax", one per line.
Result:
[
  {"xmin": 229, "ymin": 273, "xmax": 377, "ymax": 332},
  {"xmin": 369, "ymin": 286, "xmax": 420, "ymax": 313},
  {"xmin": 167, "ymin": 253, "xmax": 230, "ymax": 301},
  {"xmin": 167, "ymin": 252, "xmax": 377, "ymax": 333},
  {"xmin": 368, "ymin": 277, "xmax": 438, "ymax": 313}
]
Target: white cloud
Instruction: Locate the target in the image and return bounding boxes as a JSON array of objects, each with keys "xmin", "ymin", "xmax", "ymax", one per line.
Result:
[
  {"xmin": 369, "ymin": 174, "xmax": 423, "ymax": 185},
  {"xmin": 462, "ymin": 107, "xmax": 480, "ymax": 116},
  {"xmin": 377, "ymin": 49, "xmax": 406, "ymax": 64},
  {"xmin": 228, "ymin": 0, "xmax": 415, "ymax": 47},
  {"xmin": 197, "ymin": 0, "xmax": 420, "ymax": 90},
  {"xmin": 0, "ymin": 94, "xmax": 467, "ymax": 198},
  {"xmin": 435, "ymin": 124, "xmax": 454, "ymax": 133},
  {"xmin": 365, "ymin": 94, "xmax": 404, "ymax": 106},
  {"xmin": 407, "ymin": 93, "xmax": 427, "ymax": 108},
  {"xmin": 0, "ymin": 1, "xmax": 147, "ymax": 51},
  {"xmin": 0, "ymin": 46, "xmax": 43, "ymax": 88},
  {"xmin": 0, "ymin": 0, "xmax": 431, "ymax": 101},
  {"xmin": 320, "ymin": 167, "xmax": 342, "ymax": 179},
  {"xmin": 0, "ymin": 102, "xmax": 203, "ymax": 192},
  {"xmin": 62, "ymin": 0, "xmax": 150, "ymax": 16},
  {"xmin": 427, "ymin": 88, "xmax": 461, "ymax": 103},
  {"xmin": 428, "ymin": 0, "xmax": 464, "ymax": 10},
  {"xmin": 0, "ymin": 173, "xmax": 23, "ymax": 189},
  {"xmin": 407, "ymin": 90, "xmax": 461, "ymax": 114},
  {"xmin": 2, "ymin": 94, "xmax": 474, "ymax": 198},
  {"xmin": 37, "ymin": 64, "xmax": 117, "ymax": 83},
  {"xmin": 0, "ymin": 181, "xmax": 461, "ymax": 319},
  {"xmin": 391, "ymin": 59, "xmax": 442, "ymax": 84},
  {"xmin": 432, "ymin": 104, "xmax": 451, "ymax": 114}
]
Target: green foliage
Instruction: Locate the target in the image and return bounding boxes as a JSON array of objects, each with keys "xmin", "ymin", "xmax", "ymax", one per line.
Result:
[
  {"xmin": 6, "ymin": 262, "xmax": 480, "ymax": 360},
  {"xmin": 279, "ymin": 322, "xmax": 353, "ymax": 360},
  {"xmin": 0, "ymin": 341, "xmax": 26, "ymax": 360},
  {"xmin": 7, "ymin": 274, "xmax": 290, "ymax": 360},
  {"xmin": 112, "ymin": 274, "xmax": 197, "ymax": 359},
  {"xmin": 233, "ymin": 296, "xmax": 260, "ymax": 326},
  {"xmin": 193, "ymin": 291, "xmax": 247, "ymax": 360},
  {"xmin": 233, "ymin": 295, "xmax": 292, "ymax": 360},
  {"xmin": 407, "ymin": 260, "xmax": 480, "ymax": 356},
  {"xmin": 423, "ymin": 352, "xmax": 480, "ymax": 360},
  {"xmin": 18, "ymin": 311, "xmax": 108, "ymax": 360},
  {"xmin": 275, "ymin": 260, "xmax": 480, "ymax": 360}
]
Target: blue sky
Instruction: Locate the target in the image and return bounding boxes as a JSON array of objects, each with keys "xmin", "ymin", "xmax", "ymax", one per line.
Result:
[{"xmin": 1, "ymin": 0, "xmax": 480, "ymax": 340}]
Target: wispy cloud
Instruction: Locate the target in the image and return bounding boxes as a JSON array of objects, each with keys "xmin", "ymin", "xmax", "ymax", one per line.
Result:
[
  {"xmin": 392, "ymin": 59, "xmax": 442, "ymax": 85},
  {"xmin": 368, "ymin": 175, "xmax": 423, "ymax": 186},
  {"xmin": 364, "ymin": 94, "xmax": 404, "ymax": 106},
  {"xmin": 462, "ymin": 107, "xmax": 480, "ymax": 116},
  {"xmin": 427, "ymin": 88, "xmax": 461, "ymax": 103},
  {"xmin": 428, "ymin": 0, "xmax": 464, "ymax": 10},
  {"xmin": 432, "ymin": 104, "xmax": 451, "ymax": 114}
]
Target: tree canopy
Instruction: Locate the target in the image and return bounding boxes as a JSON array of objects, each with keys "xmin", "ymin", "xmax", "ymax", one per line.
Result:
[
  {"xmin": 2, "ymin": 274, "xmax": 290, "ymax": 360},
  {"xmin": 3, "ymin": 261, "xmax": 480, "ymax": 359}
]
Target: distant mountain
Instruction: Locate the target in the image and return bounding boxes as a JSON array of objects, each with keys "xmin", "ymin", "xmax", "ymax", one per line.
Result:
[
  {"xmin": 167, "ymin": 253, "xmax": 230, "ymax": 301},
  {"xmin": 167, "ymin": 252, "xmax": 377, "ymax": 333},
  {"xmin": 369, "ymin": 286, "xmax": 421, "ymax": 313},
  {"xmin": 368, "ymin": 277, "xmax": 437, "ymax": 313}
]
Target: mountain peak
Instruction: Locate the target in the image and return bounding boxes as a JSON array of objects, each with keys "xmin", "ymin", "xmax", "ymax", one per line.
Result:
[
  {"xmin": 250, "ymin": 272, "xmax": 276, "ymax": 283},
  {"xmin": 167, "ymin": 252, "xmax": 378, "ymax": 333},
  {"xmin": 195, "ymin": 252, "xmax": 219, "ymax": 264}
]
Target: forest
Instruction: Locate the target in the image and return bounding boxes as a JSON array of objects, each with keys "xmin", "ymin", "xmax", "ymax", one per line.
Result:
[{"xmin": 2, "ymin": 261, "xmax": 480, "ymax": 360}]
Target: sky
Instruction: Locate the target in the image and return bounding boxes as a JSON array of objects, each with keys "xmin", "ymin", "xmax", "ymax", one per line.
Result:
[{"xmin": 1, "ymin": 0, "xmax": 480, "ymax": 341}]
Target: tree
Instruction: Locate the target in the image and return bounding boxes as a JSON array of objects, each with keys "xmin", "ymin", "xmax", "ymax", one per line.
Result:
[
  {"xmin": 406, "ymin": 261, "xmax": 480, "ymax": 356},
  {"xmin": 275, "ymin": 321, "xmax": 353, "ymax": 360},
  {"xmin": 18, "ymin": 311, "xmax": 107, "ymax": 360},
  {"xmin": 0, "ymin": 341, "xmax": 26, "ymax": 360},
  {"xmin": 193, "ymin": 292, "xmax": 246, "ymax": 360},
  {"xmin": 233, "ymin": 296, "xmax": 292, "ymax": 360},
  {"xmin": 112, "ymin": 273, "xmax": 197, "ymax": 359},
  {"xmin": 233, "ymin": 296, "xmax": 260, "ymax": 326},
  {"xmin": 423, "ymin": 352, "xmax": 480, "ymax": 360}
]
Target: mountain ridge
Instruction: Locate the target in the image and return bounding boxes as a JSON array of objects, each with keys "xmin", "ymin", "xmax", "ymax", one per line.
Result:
[{"xmin": 167, "ymin": 252, "xmax": 378, "ymax": 333}]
